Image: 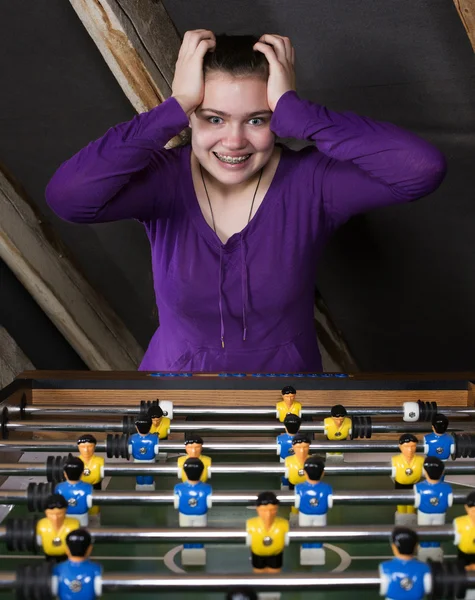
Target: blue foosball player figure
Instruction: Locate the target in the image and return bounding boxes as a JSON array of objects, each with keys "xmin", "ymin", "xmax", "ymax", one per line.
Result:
[
  {"xmin": 52, "ymin": 528, "xmax": 102, "ymax": 600},
  {"xmin": 295, "ymin": 455, "xmax": 333, "ymax": 566},
  {"xmin": 414, "ymin": 457, "xmax": 453, "ymax": 562},
  {"xmin": 174, "ymin": 457, "xmax": 212, "ymax": 566},
  {"xmin": 128, "ymin": 416, "xmax": 159, "ymax": 491},
  {"xmin": 36, "ymin": 495, "xmax": 80, "ymax": 562},
  {"xmin": 276, "ymin": 386, "xmax": 301, "ymax": 423},
  {"xmin": 277, "ymin": 414, "xmax": 302, "ymax": 489},
  {"xmin": 379, "ymin": 527, "xmax": 431, "ymax": 600},
  {"xmin": 423, "ymin": 414, "xmax": 454, "ymax": 461},
  {"xmin": 55, "ymin": 456, "xmax": 93, "ymax": 527}
]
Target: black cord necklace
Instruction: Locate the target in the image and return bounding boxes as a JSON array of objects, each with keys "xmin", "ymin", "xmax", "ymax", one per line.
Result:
[{"xmin": 199, "ymin": 164, "xmax": 264, "ymax": 236}]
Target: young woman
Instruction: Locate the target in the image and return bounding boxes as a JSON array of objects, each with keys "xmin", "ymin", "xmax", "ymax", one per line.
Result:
[{"xmin": 46, "ymin": 31, "xmax": 446, "ymax": 373}]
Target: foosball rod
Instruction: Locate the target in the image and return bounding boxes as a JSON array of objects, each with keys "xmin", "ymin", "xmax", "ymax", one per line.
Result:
[
  {"xmin": 1, "ymin": 524, "xmax": 460, "ymax": 544},
  {"xmin": 0, "ymin": 439, "xmax": 463, "ymax": 454},
  {"xmin": 6, "ymin": 420, "xmax": 475, "ymax": 434},
  {"xmin": 8, "ymin": 570, "xmax": 475, "ymax": 594},
  {"xmin": 18, "ymin": 404, "xmax": 475, "ymax": 418},
  {"xmin": 5, "ymin": 461, "xmax": 475, "ymax": 478},
  {"xmin": 5, "ymin": 488, "xmax": 474, "ymax": 506}
]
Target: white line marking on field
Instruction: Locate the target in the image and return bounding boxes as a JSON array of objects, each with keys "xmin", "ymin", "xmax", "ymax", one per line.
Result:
[
  {"xmin": 325, "ymin": 544, "xmax": 351, "ymax": 572},
  {"xmin": 164, "ymin": 545, "xmax": 186, "ymax": 573}
]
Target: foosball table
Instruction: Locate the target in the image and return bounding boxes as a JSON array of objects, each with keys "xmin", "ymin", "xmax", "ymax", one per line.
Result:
[{"xmin": 1, "ymin": 371, "xmax": 475, "ymax": 600}]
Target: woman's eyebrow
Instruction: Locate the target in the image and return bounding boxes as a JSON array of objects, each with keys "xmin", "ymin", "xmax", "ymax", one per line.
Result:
[{"xmin": 199, "ymin": 108, "xmax": 273, "ymax": 117}]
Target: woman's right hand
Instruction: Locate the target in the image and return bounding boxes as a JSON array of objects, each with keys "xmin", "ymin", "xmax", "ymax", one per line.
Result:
[{"xmin": 172, "ymin": 30, "xmax": 216, "ymax": 116}]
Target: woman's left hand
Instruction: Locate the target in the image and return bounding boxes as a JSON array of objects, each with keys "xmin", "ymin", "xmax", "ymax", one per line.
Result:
[{"xmin": 253, "ymin": 34, "xmax": 296, "ymax": 111}]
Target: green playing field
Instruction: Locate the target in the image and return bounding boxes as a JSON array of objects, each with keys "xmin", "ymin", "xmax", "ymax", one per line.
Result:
[{"xmin": 0, "ymin": 451, "xmax": 467, "ymax": 600}]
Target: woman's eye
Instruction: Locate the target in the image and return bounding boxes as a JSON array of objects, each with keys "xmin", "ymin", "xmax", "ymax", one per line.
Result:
[
  {"xmin": 208, "ymin": 116, "xmax": 223, "ymax": 124},
  {"xmin": 249, "ymin": 118, "xmax": 264, "ymax": 126}
]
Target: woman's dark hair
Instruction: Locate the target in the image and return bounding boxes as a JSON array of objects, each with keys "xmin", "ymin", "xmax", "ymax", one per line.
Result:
[{"xmin": 203, "ymin": 35, "xmax": 269, "ymax": 80}]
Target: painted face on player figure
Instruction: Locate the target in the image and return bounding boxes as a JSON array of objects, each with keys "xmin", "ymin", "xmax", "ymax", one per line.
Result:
[
  {"xmin": 400, "ymin": 442, "xmax": 417, "ymax": 461},
  {"xmin": 282, "ymin": 392, "xmax": 296, "ymax": 407},
  {"xmin": 332, "ymin": 416, "xmax": 345, "ymax": 428},
  {"xmin": 293, "ymin": 441, "xmax": 310, "ymax": 463},
  {"xmin": 185, "ymin": 443, "xmax": 203, "ymax": 459},
  {"xmin": 151, "ymin": 416, "xmax": 162, "ymax": 428},
  {"xmin": 190, "ymin": 72, "xmax": 275, "ymax": 187},
  {"xmin": 256, "ymin": 503, "xmax": 278, "ymax": 529},
  {"xmin": 78, "ymin": 442, "xmax": 95, "ymax": 461},
  {"xmin": 45, "ymin": 507, "xmax": 67, "ymax": 529}
]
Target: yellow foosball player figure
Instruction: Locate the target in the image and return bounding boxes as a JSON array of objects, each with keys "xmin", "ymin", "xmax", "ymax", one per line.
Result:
[
  {"xmin": 177, "ymin": 433, "xmax": 212, "ymax": 482},
  {"xmin": 246, "ymin": 491, "xmax": 289, "ymax": 574},
  {"xmin": 454, "ymin": 492, "xmax": 475, "ymax": 600},
  {"xmin": 284, "ymin": 433, "xmax": 311, "ymax": 491},
  {"xmin": 148, "ymin": 405, "xmax": 171, "ymax": 439},
  {"xmin": 391, "ymin": 434, "xmax": 424, "ymax": 526},
  {"xmin": 276, "ymin": 386, "xmax": 301, "ymax": 423},
  {"xmin": 36, "ymin": 494, "xmax": 80, "ymax": 562},
  {"xmin": 323, "ymin": 404, "xmax": 352, "ymax": 461},
  {"xmin": 77, "ymin": 435, "xmax": 105, "ymax": 489},
  {"xmin": 77, "ymin": 434, "xmax": 105, "ymax": 522},
  {"xmin": 454, "ymin": 492, "xmax": 475, "ymax": 566}
]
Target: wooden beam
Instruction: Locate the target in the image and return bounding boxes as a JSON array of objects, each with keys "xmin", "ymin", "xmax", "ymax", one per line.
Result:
[
  {"xmin": 453, "ymin": 0, "xmax": 475, "ymax": 51},
  {"xmin": 315, "ymin": 289, "xmax": 359, "ymax": 373},
  {"xmin": 69, "ymin": 0, "xmax": 179, "ymax": 110},
  {"xmin": 69, "ymin": 0, "xmax": 357, "ymax": 372},
  {"xmin": 0, "ymin": 327, "xmax": 34, "ymax": 389},
  {"xmin": 0, "ymin": 164, "xmax": 143, "ymax": 370}
]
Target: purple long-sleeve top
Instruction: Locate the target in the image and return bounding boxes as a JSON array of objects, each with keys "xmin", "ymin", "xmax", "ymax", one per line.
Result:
[{"xmin": 45, "ymin": 92, "xmax": 446, "ymax": 372}]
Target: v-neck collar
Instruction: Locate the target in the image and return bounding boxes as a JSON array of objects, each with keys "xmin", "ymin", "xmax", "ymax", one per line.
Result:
[{"xmin": 183, "ymin": 145, "xmax": 288, "ymax": 251}]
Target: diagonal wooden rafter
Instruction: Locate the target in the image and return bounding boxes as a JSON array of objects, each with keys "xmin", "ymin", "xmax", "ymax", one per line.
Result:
[
  {"xmin": 453, "ymin": 0, "xmax": 475, "ymax": 51},
  {"xmin": 0, "ymin": 327, "xmax": 34, "ymax": 389},
  {"xmin": 0, "ymin": 164, "xmax": 143, "ymax": 370},
  {"xmin": 69, "ymin": 0, "xmax": 358, "ymax": 372}
]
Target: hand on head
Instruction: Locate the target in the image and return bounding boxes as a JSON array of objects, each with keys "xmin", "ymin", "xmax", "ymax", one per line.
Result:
[
  {"xmin": 172, "ymin": 29, "xmax": 216, "ymax": 115},
  {"xmin": 253, "ymin": 34, "xmax": 296, "ymax": 111},
  {"xmin": 172, "ymin": 30, "xmax": 296, "ymax": 116}
]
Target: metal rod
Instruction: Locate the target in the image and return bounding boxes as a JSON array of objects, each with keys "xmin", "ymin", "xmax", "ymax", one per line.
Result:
[
  {"xmin": 2, "ymin": 460, "xmax": 475, "ymax": 478},
  {"xmin": 7, "ymin": 419, "xmax": 475, "ymax": 434},
  {"xmin": 2, "ymin": 460, "xmax": 475, "ymax": 477},
  {"xmin": 0, "ymin": 524, "xmax": 459, "ymax": 543},
  {"xmin": 20, "ymin": 404, "xmax": 475, "ymax": 418},
  {"xmin": 2, "ymin": 571, "xmax": 475, "ymax": 593},
  {"xmin": 0, "ymin": 488, "xmax": 470, "ymax": 506},
  {"xmin": 0, "ymin": 440, "xmax": 434, "ymax": 454}
]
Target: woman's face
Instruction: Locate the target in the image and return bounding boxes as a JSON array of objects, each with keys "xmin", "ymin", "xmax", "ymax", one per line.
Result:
[{"xmin": 190, "ymin": 72, "xmax": 275, "ymax": 186}]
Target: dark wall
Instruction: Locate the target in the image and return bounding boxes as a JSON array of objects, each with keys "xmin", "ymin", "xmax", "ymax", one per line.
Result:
[{"xmin": 0, "ymin": 0, "xmax": 474, "ymax": 371}]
